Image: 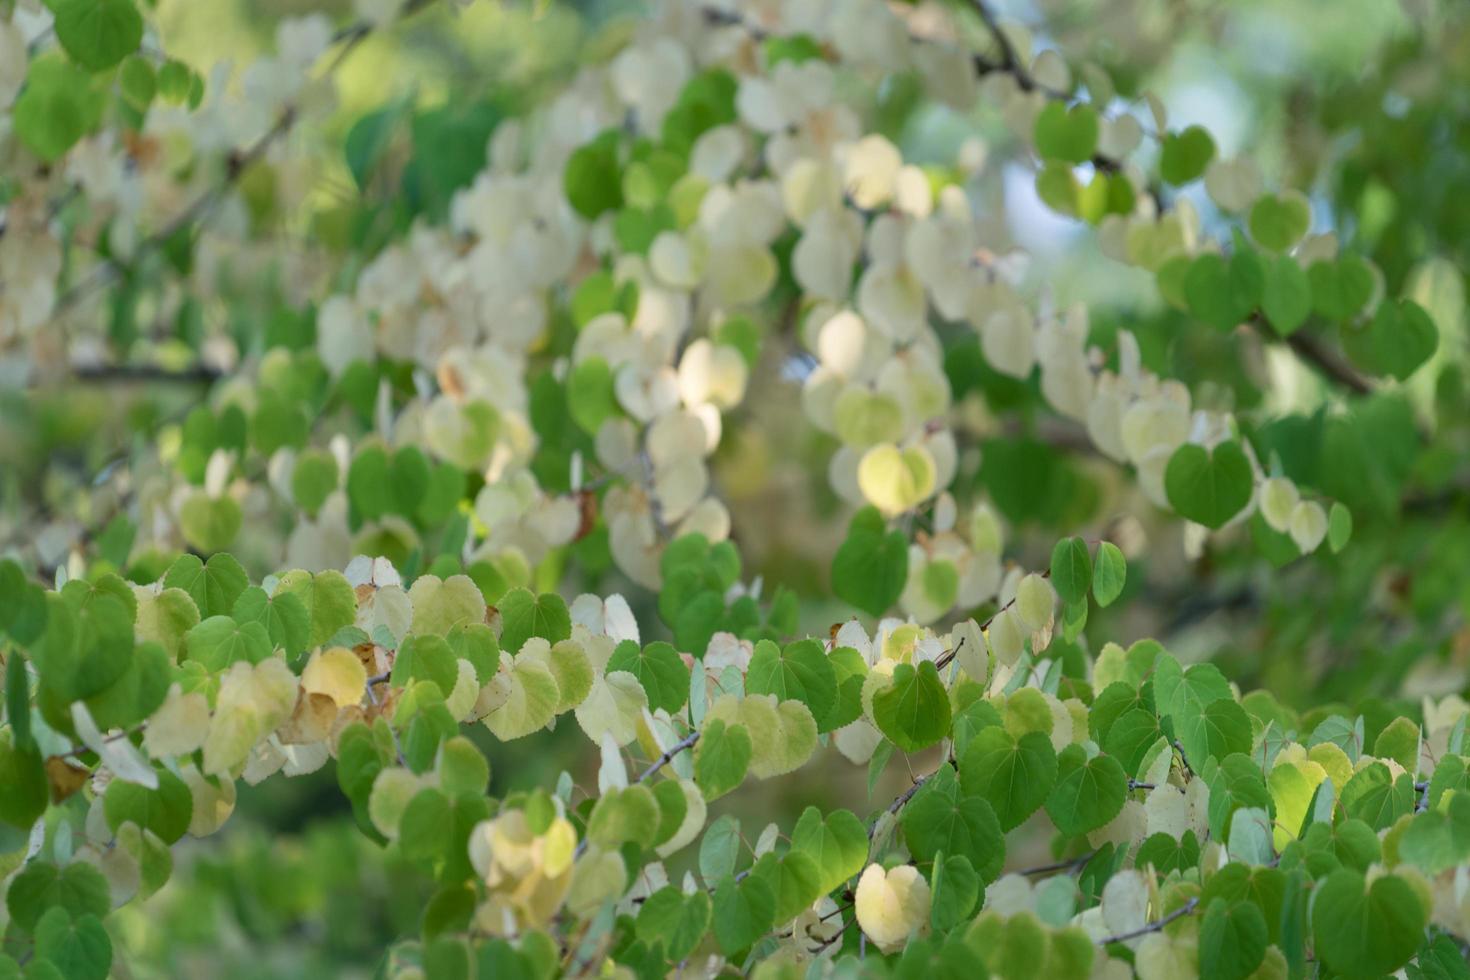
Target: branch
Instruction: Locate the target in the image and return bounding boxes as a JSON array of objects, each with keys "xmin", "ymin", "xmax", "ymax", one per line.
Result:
[
  {"xmin": 868, "ymin": 769, "xmax": 935, "ymax": 837},
  {"xmin": 934, "ymin": 568, "xmax": 1052, "ymax": 671},
  {"xmin": 1283, "ymin": 328, "xmax": 1373, "ymax": 396},
  {"xmin": 635, "ymin": 731, "xmax": 700, "ymax": 784},
  {"xmin": 1014, "ymin": 849, "xmax": 1096, "ymax": 876},
  {"xmin": 44, "ymin": 0, "xmax": 440, "ymax": 327},
  {"xmin": 69, "ymin": 363, "xmax": 225, "ymax": 384},
  {"xmin": 1095, "ymin": 897, "xmax": 1199, "ymax": 945}
]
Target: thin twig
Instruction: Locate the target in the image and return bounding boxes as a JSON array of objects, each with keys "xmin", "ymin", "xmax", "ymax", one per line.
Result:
[
  {"xmin": 935, "ymin": 568, "xmax": 1053, "ymax": 671},
  {"xmin": 635, "ymin": 731, "xmax": 700, "ymax": 784},
  {"xmin": 1014, "ymin": 850, "xmax": 1096, "ymax": 876},
  {"xmin": 45, "ymin": 0, "xmax": 440, "ymax": 328},
  {"xmin": 1095, "ymin": 897, "xmax": 1199, "ymax": 945}
]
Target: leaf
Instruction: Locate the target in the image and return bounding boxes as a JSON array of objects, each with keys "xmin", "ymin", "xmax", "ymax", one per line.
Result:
[
  {"xmin": 1045, "ymin": 744, "xmax": 1127, "ymax": 838},
  {"xmin": 900, "ymin": 769, "xmax": 1005, "ymax": 882},
  {"xmin": 564, "ymin": 130, "xmax": 624, "ymax": 219},
  {"xmin": 409, "ymin": 574, "xmax": 489, "ymax": 637},
  {"xmin": 184, "ymin": 616, "xmax": 273, "ymax": 671},
  {"xmin": 5, "ymin": 861, "xmax": 110, "ymax": 933},
  {"xmin": 33, "ymin": 908, "xmax": 112, "ymax": 980},
  {"xmin": 1309, "ymin": 257, "xmax": 1374, "ymax": 322},
  {"xmin": 699, "ymin": 813, "xmax": 742, "ymax": 883},
  {"xmin": 1342, "ymin": 299, "xmax": 1438, "ymax": 382},
  {"xmin": 791, "ymin": 806, "xmax": 869, "ymax": 894},
  {"xmin": 1177, "ymin": 699, "xmax": 1252, "ymax": 768},
  {"xmin": 1033, "ymin": 102, "xmax": 1099, "ymax": 164},
  {"xmin": 483, "ymin": 659, "xmax": 561, "ymax": 741},
  {"xmin": 694, "ymin": 718, "xmax": 751, "ymax": 801},
  {"xmin": 54, "ymin": 0, "xmax": 144, "ymax": 71},
  {"xmin": 102, "ymin": 764, "xmax": 191, "ymax": 846},
  {"xmin": 0, "ymin": 738, "xmax": 48, "ymax": 831},
  {"xmin": 1185, "ymin": 250, "xmax": 1263, "ymax": 332},
  {"xmin": 232, "ymin": 587, "xmax": 310, "ymax": 660},
  {"xmin": 606, "ymin": 640, "xmax": 689, "ymax": 714},
  {"xmin": 1159, "ymin": 125, "xmax": 1215, "ymax": 184},
  {"xmin": 1049, "ymin": 537, "xmax": 1093, "ymax": 606},
  {"xmin": 274, "ymin": 569, "xmax": 358, "ymax": 648},
  {"xmin": 1248, "ymin": 191, "xmax": 1311, "ymax": 253},
  {"xmin": 832, "ymin": 506, "xmax": 908, "ymax": 618},
  {"xmin": 497, "ymin": 588, "xmax": 570, "ymax": 654},
  {"xmin": 1310, "ymin": 870, "xmax": 1426, "ymax": 978},
  {"xmin": 959, "ymin": 727, "xmax": 1058, "ymax": 831},
  {"xmin": 1198, "ymin": 899, "xmax": 1268, "ymax": 980},
  {"xmin": 636, "ymin": 887, "xmax": 712, "ymax": 963},
  {"xmin": 929, "ymin": 853, "xmax": 981, "ymax": 933},
  {"xmin": 1261, "ymin": 255, "xmax": 1312, "ymax": 336},
  {"xmin": 746, "ymin": 639, "xmax": 838, "ymax": 727},
  {"xmin": 1164, "ymin": 441, "xmax": 1253, "ymax": 530},
  {"xmin": 1092, "ymin": 542, "xmax": 1127, "ymax": 607},
  {"xmin": 164, "ymin": 553, "xmax": 247, "ymax": 620},
  {"xmin": 711, "ymin": 872, "xmax": 776, "ymax": 955},
  {"xmin": 872, "ymin": 661, "xmax": 951, "ymax": 753},
  {"xmin": 12, "ymin": 57, "xmax": 105, "ymax": 162}
]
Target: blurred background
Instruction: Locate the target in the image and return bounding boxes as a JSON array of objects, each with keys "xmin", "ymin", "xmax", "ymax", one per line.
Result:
[{"xmin": 4, "ymin": 0, "xmax": 1468, "ymax": 974}]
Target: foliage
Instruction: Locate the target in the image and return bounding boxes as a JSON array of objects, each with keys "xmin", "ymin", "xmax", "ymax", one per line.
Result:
[{"xmin": 2, "ymin": 0, "xmax": 1470, "ymax": 976}]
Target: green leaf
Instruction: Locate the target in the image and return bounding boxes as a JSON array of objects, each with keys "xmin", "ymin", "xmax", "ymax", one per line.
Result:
[
  {"xmin": 873, "ymin": 661, "xmax": 952, "ymax": 753},
  {"xmin": 929, "ymin": 853, "xmax": 981, "ymax": 933},
  {"xmin": 178, "ymin": 492, "xmax": 242, "ymax": 552},
  {"xmin": 959, "ymin": 727, "xmax": 1058, "ymax": 831},
  {"xmin": 1177, "ymin": 699, "xmax": 1252, "ymax": 768},
  {"xmin": 566, "ymin": 358, "xmax": 620, "ymax": 435},
  {"xmin": 1261, "ymin": 255, "xmax": 1312, "ymax": 336},
  {"xmin": 1310, "ymin": 870, "xmax": 1426, "ymax": 978},
  {"xmin": 1164, "ymin": 441, "xmax": 1253, "ymax": 530},
  {"xmin": 694, "ymin": 718, "xmax": 751, "ymax": 801},
  {"xmin": 185, "ymin": 616, "xmax": 273, "ymax": 671},
  {"xmin": 791, "ymin": 806, "xmax": 869, "ymax": 894},
  {"xmin": 746, "ymin": 639, "xmax": 837, "ymax": 727},
  {"xmin": 275, "ymin": 569, "xmax": 358, "ymax": 648},
  {"xmin": 164, "ymin": 552, "xmax": 248, "ymax": 620},
  {"xmin": 1327, "ymin": 503, "xmax": 1352, "ymax": 553},
  {"xmin": 1197, "ymin": 898, "xmax": 1268, "ymax": 980},
  {"xmin": 1185, "ymin": 250, "xmax": 1263, "ymax": 332},
  {"xmin": 900, "ymin": 768, "xmax": 1005, "ymax": 882},
  {"xmin": 1092, "ymin": 542, "xmax": 1126, "ymax": 607},
  {"xmin": 564, "ymin": 130, "xmax": 624, "ymax": 219},
  {"xmin": 0, "ymin": 737, "xmax": 47, "ymax": 831},
  {"xmin": 1033, "ymin": 102, "xmax": 1099, "ymax": 164},
  {"xmin": 1159, "ymin": 125, "xmax": 1215, "ymax": 185},
  {"xmin": 497, "ymin": 589, "xmax": 571, "ymax": 655},
  {"xmin": 606, "ymin": 641, "xmax": 689, "ymax": 714},
  {"xmin": 699, "ymin": 813, "xmax": 742, "ymax": 883},
  {"xmin": 84, "ymin": 640, "xmax": 170, "ymax": 730},
  {"xmin": 832, "ymin": 507, "xmax": 908, "ymax": 618},
  {"xmin": 290, "ymin": 449, "xmax": 339, "ymax": 516},
  {"xmin": 636, "ymin": 887, "xmax": 712, "ymax": 963},
  {"xmin": 764, "ymin": 849, "xmax": 824, "ymax": 924},
  {"xmin": 1309, "ymin": 257, "xmax": 1374, "ymax": 322},
  {"xmin": 1339, "ymin": 762, "xmax": 1413, "ymax": 830},
  {"xmin": 711, "ymin": 872, "xmax": 776, "ymax": 956},
  {"xmin": 1342, "ymin": 299, "xmax": 1438, "ymax": 382},
  {"xmin": 13, "ymin": 57, "xmax": 105, "ymax": 162},
  {"xmin": 54, "ymin": 0, "xmax": 144, "ymax": 71},
  {"xmin": 118, "ymin": 54, "xmax": 155, "ymax": 110},
  {"xmin": 1044, "ymin": 744, "xmax": 1127, "ymax": 838},
  {"xmin": 5, "ymin": 861, "xmax": 110, "ymax": 933},
  {"xmin": 103, "ymin": 766, "xmax": 193, "ymax": 844},
  {"xmin": 1248, "ymin": 191, "xmax": 1311, "ymax": 253},
  {"xmin": 1049, "ymin": 537, "xmax": 1093, "ymax": 607},
  {"xmin": 232, "ymin": 587, "xmax": 310, "ymax": 660},
  {"xmin": 33, "ymin": 908, "xmax": 112, "ymax": 980}
]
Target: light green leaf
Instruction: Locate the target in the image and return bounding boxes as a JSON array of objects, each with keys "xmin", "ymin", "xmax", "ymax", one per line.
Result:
[{"xmin": 872, "ymin": 661, "xmax": 951, "ymax": 753}]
